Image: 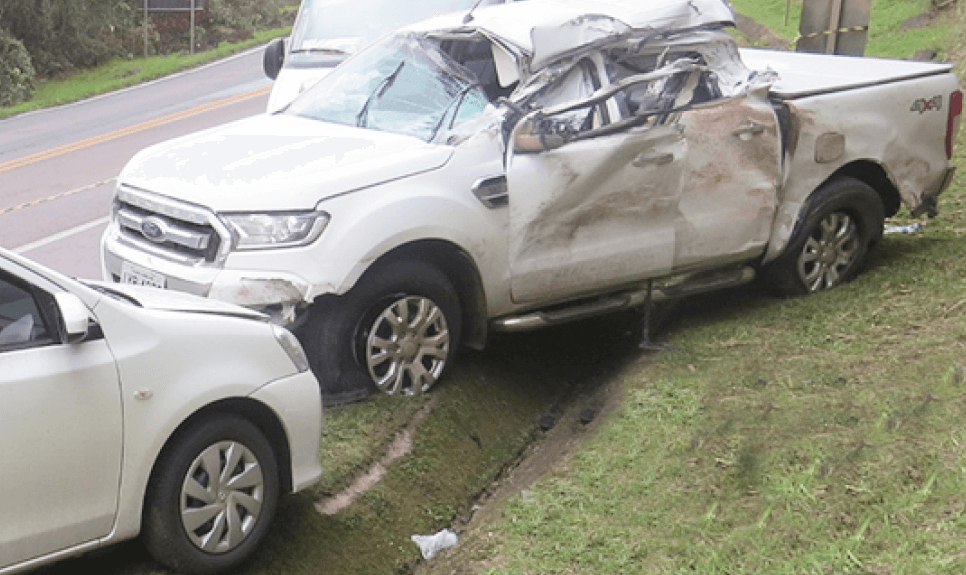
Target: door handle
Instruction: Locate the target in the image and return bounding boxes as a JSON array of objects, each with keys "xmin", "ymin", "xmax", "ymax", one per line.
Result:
[
  {"xmin": 733, "ymin": 123, "xmax": 766, "ymax": 140},
  {"xmin": 632, "ymin": 152, "xmax": 674, "ymax": 168}
]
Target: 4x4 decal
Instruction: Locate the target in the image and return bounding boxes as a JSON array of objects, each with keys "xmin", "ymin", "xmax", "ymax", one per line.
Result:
[{"xmin": 911, "ymin": 95, "xmax": 943, "ymax": 113}]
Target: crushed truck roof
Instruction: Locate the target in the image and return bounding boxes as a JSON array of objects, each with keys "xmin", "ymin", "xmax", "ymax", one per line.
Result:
[{"xmin": 407, "ymin": 0, "xmax": 736, "ymax": 69}]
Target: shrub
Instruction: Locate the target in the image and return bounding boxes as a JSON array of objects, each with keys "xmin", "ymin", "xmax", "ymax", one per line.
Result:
[{"xmin": 0, "ymin": 26, "xmax": 35, "ymax": 106}]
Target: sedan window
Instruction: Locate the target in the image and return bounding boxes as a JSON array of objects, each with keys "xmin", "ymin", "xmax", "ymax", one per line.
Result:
[{"xmin": 0, "ymin": 273, "xmax": 51, "ymax": 349}]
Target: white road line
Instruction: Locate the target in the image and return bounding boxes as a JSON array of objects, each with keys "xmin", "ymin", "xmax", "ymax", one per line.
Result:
[{"xmin": 14, "ymin": 216, "xmax": 110, "ymax": 254}]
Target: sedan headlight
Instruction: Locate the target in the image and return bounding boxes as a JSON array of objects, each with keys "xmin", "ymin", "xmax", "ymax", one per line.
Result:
[
  {"xmin": 223, "ymin": 211, "xmax": 329, "ymax": 250},
  {"xmin": 272, "ymin": 325, "xmax": 311, "ymax": 373}
]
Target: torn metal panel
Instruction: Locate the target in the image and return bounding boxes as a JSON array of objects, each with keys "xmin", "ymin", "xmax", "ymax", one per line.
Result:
[
  {"xmin": 411, "ymin": 0, "xmax": 736, "ymax": 67},
  {"xmin": 529, "ymin": 14, "xmax": 633, "ymax": 72},
  {"xmin": 512, "ymin": 30, "xmax": 774, "ymax": 126}
]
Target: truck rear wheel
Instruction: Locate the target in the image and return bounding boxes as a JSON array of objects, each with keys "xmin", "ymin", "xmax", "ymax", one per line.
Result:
[
  {"xmin": 301, "ymin": 260, "xmax": 462, "ymax": 404},
  {"xmin": 763, "ymin": 177, "xmax": 884, "ymax": 296}
]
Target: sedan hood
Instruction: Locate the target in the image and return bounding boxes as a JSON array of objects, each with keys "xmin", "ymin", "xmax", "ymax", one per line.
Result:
[
  {"xmin": 88, "ymin": 281, "xmax": 267, "ymax": 321},
  {"xmin": 120, "ymin": 114, "xmax": 454, "ymax": 211}
]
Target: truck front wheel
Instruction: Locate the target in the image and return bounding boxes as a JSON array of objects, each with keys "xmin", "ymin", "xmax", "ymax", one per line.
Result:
[
  {"xmin": 763, "ymin": 177, "xmax": 885, "ymax": 296},
  {"xmin": 301, "ymin": 260, "xmax": 462, "ymax": 404}
]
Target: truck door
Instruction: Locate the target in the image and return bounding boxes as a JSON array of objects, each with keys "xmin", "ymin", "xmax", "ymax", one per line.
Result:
[
  {"xmin": 506, "ymin": 57, "xmax": 685, "ymax": 304},
  {"xmin": 674, "ymin": 81, "xmax": 783, "ymax": 269}
]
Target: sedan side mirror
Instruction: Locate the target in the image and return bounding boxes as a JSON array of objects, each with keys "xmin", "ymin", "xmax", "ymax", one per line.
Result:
[
  {"xmin": 54, "ymin": 292, "xmax": 90, "ymax": 344},
  {"xmin": 264, "ymin": 37, "xmax": 286, "ymax": 80}
]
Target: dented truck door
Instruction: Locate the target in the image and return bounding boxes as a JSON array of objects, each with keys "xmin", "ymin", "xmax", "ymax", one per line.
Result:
[
  {"xmin": 673, "ymin": 85, "xmax": 783, "ymax": 269},
  {"xmin": 506, "ymin": 59, "xmax": 685, "ymax": 304}
]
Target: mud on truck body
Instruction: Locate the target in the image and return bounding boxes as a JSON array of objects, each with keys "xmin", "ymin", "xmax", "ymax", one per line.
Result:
[{"xmin": 101, "ymin": 0, "xmax": 963, "ymax": 403}]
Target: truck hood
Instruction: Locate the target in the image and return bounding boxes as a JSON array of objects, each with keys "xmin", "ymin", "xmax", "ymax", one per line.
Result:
[{"xmin": 120, "ymin": 114, "xmax": 454, "ymax": 211}]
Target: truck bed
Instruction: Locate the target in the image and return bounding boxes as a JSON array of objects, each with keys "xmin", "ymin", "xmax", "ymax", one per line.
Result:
[{"xmin": 739, "ymin": 48, "xmax": 955, "ymax": 99}]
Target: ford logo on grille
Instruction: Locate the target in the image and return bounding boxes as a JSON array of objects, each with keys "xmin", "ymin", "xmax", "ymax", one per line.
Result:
[{"xmin": 141, "ymin": 217, "xmax": 168, "ymax": 243}]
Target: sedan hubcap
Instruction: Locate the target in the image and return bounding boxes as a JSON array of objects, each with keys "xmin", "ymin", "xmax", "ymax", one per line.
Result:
[
  {"xmin": 365, "ymin": 295, "xmax": 450, "ymax": 395},
  {"xmin": 180, "ymin": 441, "xmax": 264, "ymax": 554},
  {"xmin": 797, "ymin": 212, "xmax": 860, "ymax": 292}
]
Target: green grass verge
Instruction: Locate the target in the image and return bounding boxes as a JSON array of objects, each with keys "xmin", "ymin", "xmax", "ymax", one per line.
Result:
[
  {"xmin": 0, "ymin": 26, "xmax": 289, "ymax": 120},
  {"xmin": 730, "ymin": 0, "xmax": 955, "ymax": 59}
]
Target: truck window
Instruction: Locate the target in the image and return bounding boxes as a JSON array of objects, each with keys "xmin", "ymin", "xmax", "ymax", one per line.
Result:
[
  {"xmin": 605, "ymin": 51, "xmax": 719, "ymax": 124},
  {"xmin": 529, "ymin": 58, "xmax": 610, "ymax": 135}
]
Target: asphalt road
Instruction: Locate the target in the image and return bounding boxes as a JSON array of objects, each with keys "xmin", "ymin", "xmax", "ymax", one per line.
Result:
[{"xmin": 0, "ymin": 46, "xmax": 273, "ymax": 279}]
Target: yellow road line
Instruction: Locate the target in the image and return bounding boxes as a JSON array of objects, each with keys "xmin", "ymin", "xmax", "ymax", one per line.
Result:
[
  {"xmin": 0, "ymin": 178, "xmax": 114, "ymax": 217},
  {"xmin": 0, "ymin": 85, "xmax": 270, "ymax": 175}
]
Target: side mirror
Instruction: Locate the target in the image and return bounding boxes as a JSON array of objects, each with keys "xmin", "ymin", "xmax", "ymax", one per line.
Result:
[
  {"xmin": 54, "ymin": 292, "xmax": 90, "ymax": 344},
  {"xmin": 263, "ymin": 37, "xmax": 286, "ymax": 80},
  {"xmin": 512, "ymin": 117, "xmax": 568, "ymax": 153}
]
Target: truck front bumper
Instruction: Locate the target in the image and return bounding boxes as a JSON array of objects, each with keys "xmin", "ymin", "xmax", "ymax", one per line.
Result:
[{"xmin": 101, "ymin": 227, "xmax": 313, "ymax": 326}]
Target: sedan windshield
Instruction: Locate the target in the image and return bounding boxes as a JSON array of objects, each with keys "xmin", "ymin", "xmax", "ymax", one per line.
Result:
[{"xmin": 285, "ymin": 34, "xmax": 490, "ymax": 142}]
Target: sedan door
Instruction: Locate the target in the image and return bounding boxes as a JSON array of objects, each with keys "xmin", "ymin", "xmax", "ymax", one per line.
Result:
[{"xmin": 0, "ymin": 269, "xmax": 122, "ymax": 568}]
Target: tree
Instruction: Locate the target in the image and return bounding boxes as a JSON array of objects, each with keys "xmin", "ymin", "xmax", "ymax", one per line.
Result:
[{"xmin": 0, "ymin": 0, "xmax": 139, "ymax": 77}]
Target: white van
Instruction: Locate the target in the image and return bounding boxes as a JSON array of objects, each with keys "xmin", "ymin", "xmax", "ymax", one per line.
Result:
[{"xmin": 262, "ymin": 0, "xmax": 514, "ymax": 112}]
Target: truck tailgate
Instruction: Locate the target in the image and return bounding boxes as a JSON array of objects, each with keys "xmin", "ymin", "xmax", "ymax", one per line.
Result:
[{"xmin": 739, "ymin": 48, "xmax": 954, "ymax": 99}]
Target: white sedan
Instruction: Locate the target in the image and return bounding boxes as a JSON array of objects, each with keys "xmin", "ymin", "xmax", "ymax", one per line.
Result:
[{"xmin": 0, "ymin": 248, "xmax": 323, "ymax": 574}]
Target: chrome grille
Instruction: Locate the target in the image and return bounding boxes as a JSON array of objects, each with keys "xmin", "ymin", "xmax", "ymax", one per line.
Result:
[{"xmin": 113, "ymin": 186, "xmax": 231, "ymax": 265}]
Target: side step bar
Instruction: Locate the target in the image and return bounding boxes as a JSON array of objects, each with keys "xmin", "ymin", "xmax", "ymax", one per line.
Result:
[{"xmin": 491, "ymin": 266, "xmax": 756, "ymax": 333}]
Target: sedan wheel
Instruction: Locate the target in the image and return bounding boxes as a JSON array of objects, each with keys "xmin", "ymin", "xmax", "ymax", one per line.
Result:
[
  {"xmin": 796, "ymin": 212, "xmax": 860, "ymax": 292},
  {"xmin": 363, "ymin": 295, "xmax": 451, "ymax": 395},
  {"xmin": 143, "ymin": 415, "xmax": 279, "ymax": 575},
  {"xmin": 180, "ymin": 440, "xmax": 266, "ymax": 554}
]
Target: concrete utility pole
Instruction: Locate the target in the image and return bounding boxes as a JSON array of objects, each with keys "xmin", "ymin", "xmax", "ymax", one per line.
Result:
[
  {"xmin": 190, "ymin": 0, "xmax": 196, "ymax": 55},
  {"xmin": 144, "ymin": 0, "xmax": 149, "ymax": 58},
  {"xmin": 797, "ymin": 0, "xmax": 872, "ymax": 56}
]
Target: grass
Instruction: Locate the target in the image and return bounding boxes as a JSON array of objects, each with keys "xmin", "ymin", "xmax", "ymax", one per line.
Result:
[
  {"xmin": 0, "ymin": 26, "xmax": 289, "ymax": 120},
  {"xmin": 730, "ymin": 0, "xmax": 956, "ymax": 59}
]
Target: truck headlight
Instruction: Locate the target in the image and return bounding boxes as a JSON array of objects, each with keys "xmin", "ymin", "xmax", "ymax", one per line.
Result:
[{"xmin": 223, "ymin": 211, "xmax": 329, "ymax": 250}]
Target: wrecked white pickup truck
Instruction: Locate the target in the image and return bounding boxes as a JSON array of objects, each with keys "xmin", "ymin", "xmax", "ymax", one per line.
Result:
[{"xmin": 101, "ymin": 0, "xmax": 962, "ymax": 402}]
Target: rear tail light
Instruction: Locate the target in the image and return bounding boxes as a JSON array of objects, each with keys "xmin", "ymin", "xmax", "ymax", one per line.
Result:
[{"xmin": 948, "ymin": 89, "xmax": 963, "ymax": 159}]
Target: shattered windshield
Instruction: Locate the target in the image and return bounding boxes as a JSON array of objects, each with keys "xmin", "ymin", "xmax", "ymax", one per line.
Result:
[
  {"xmin": 288, "ymin": 0, "xmax": 493, "ymax": 63},
  {"xmin": 285, "ymin": 34, "xmax": 490, "ymax": 142}
]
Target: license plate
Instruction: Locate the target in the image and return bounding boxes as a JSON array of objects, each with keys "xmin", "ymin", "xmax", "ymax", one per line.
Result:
[{"xmin": 120, "ymin": 262, "xmax": 166, "ymax": 289}]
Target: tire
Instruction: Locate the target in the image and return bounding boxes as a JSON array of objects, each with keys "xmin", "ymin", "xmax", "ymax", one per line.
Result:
[
  {"xmin": 763, "ymin": 177, "xmax": 885, "ymax": 296},
  {"xmin": 300, "ymin": 259, "xmax": 462, "ymax": 404},
  {"xmin": 142, "ymin": 415, "xmax": 280, "ymax": 575}
]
